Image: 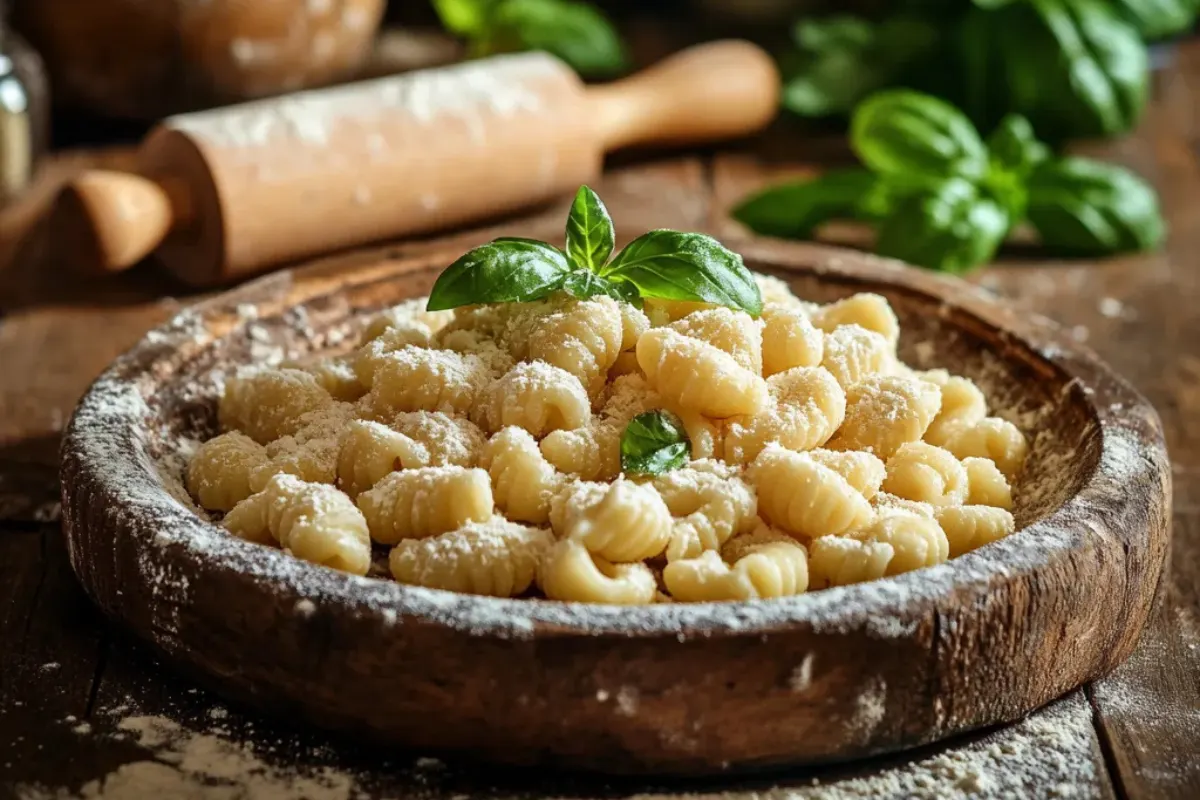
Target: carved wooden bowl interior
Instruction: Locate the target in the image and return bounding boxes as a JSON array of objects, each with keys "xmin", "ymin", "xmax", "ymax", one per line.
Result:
[{"xmin": 60, "ymin": 240, "xmax": 1171, "ymax": 776}]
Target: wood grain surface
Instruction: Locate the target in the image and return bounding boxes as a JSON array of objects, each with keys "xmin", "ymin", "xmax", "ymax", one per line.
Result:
[{"xmin": 2, "ymin": 37, "xmax": 1199, "ymax": 800}]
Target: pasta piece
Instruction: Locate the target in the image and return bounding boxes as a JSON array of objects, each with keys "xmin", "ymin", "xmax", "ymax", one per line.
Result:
[
  {"xmin": 749, "ymin": 445, "xmax": 874, "ymax": 538},
  {"xmin": 637, "ymin": 328, "xmax": 769, "ymax": 418},
  {"xmin": 820, "ymin": 325, "xmax": 893, "ymax": 389},
  {"xmin": 663, "ymin": 540, "xmax": 808, "ymax": 602},
  {"xmin": 527, "ymin": 297, "xmax": 623, "ymax": 395},
  {"xmin": 482, "ymin": 427, "xmax": 566, "ymax": 524},
  {"xmin": 283, "ymin": 356, "xmax": 366, "ymax": 402},
  {"xmin": 810, "ymin": 293, "xmax": 900, "ymax": 345},
  {"xmin": 186, "ymin": 431, "xmax": 268, "ymax": 512},
  {"xmin": 941, "ymin": 417, "xmax": 1028, "ymax": 478},
  {"xmin": 754, "ymin": 274, "xmax": 806, "ymax": 310},
  {"xmin": 336, "ymin": 419, "xmax": 426, "ymax": 498},
  {"xmin": 219, "ymin": 367, "xmax": 333, "ymax": 443},
  {"xmin": 808, "ymin": 449, "xmax": 886, "ymax": 500},
  {"xmin": 848, "ymin": 512, "xmax": 949, "ymax": 575},
  {"xmin": 828, "ymin": 375, "xmax": 942, "ymax": 458},
  {"xmin": 365, "ymin": 347, "xmax": 493, "ymax": 416},
  {"xmin": 248, "ymin": 404, "xmax": 353, "ymax": 491},
  {"xmin": 359, "ymin": 299, "xmax": 455, "ymax": 344},
  {"xmin": 723, "ymin": 367, "xmax": 845, "ymax": 464},
  {"xmin": 609, "ymin": 351, "xmax": 643, "ymax": 378},
  {"xmin": 919, "ymin": 370, "xmax": 987, "ymax": 446},
  {"xmin": 223, "ymin": 474, "xmax": 371, "ymax": 575},
  {"xmin": 761, "ymin": 305, "xmax": 824, "ymax": 376},
  {"xmin": 550, "ymin": 479, "xmax": 672, "ymax": 562},
  {"xmin": 936, "ymin": 505, "xmax": 1016, "ymax": 557},
  {"xmin": 619, "ymin": 303, "xmax": 651, "ymax": 351},
  {"xmin": 539, "ymin": 422, "xmax": 623, "ymax": 481},
  {"xmin": 963, "ymin": 457, "xmax": 1014, "ymax": 509},
  {"xmin": 654, "ymin": 466, "xmax": 758, "ymax": 561},
  {"xmin": 353, "ymin": 326, "xmax": 437, "ymax": 387},
  {"xmin": 472, "ymin": 361, "xmax": 591, "ymax": 437},
  {"xmin": 872, "ymin": 492, "xmax": 936, "ymax": 520},
  {"xmin": 643, "ymin": 298, "xmax": 717, "ymax": 322},
  {"xmin": 807, "ymin": 536, "xmax": 894, "ymax": 589},
  {"xmin": 356, "ymin": 466, "xmax": 493, "ymax": 545},
  {"xmin": 882, "ymin": 442, "xmax": 969, "ymax": 507},
  {"xmin": 389, "ymin": 519, "xmax": 555, "ymax": 597},
  {"xmin": 538, "ymin": 539, "xmax": 658, "ymax": 604},
  {"xmin": 668, "ymin": 307, "xmax": 763, "ymax": 374},
  {"xmin": 390, "ymin": 411, "xmax": 486, "ymax": 468},
  {"xmin": 720, "ymin": 522, "xmax": 797, "ymax": 564}
]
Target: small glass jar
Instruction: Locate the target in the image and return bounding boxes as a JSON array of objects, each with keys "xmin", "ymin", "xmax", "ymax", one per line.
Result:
[{"xmin": 0, "ymin": 9, "xmax": 46, "ymax": 204}]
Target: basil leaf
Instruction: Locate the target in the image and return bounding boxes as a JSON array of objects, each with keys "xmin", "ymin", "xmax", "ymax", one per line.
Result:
[
  {"xmin": 783, "ymin": 16, "xmax": 940, "ymax": 118},
  {"xmin": 561, "ymin": 270, "xmax": 641, "ymax": 306},
  {"xmin": 565, "ymin": 185, "xmax": 615, "ymax": 271},
  {"xmin": 492, "ymin": 0, "xmax": 628, "ymax": 76},
  {"xmin": 851, "ymin": 90, "xmax": 989, "ymax": 187},
  {"xmin": 620, "ymin": 411, "xmax": 690, "ymax": 476},
  {"xmin": 732, "ymin": 169, "xmax": 882, "ymax": 239},
  {"xmin": 875, "ymin": 179, "xmax": 1010, "ymax": 273},
  {"xmin": 433, "ymin": 0, "xmax": 497, "ymax": 36},
  {"xmin": 426, "ymin": 238, "xmax": 571, "ymax": 311},
  {"xmin": 986, "ymin": 114, "xmax": 1050, "ymax": 180},
  {"xmin": 1109, "ymin": 0, "xmax": 1196, "ymax": 40},
  {"xmin": 1026, "ymin": 157, "xmax": 1165, "ymax": 255},
  {"xmin": 602, "ymin": 231, "xmax": 763, "ymax": 317}
]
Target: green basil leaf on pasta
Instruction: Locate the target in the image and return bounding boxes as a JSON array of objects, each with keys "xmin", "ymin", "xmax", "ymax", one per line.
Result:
[
  {"xmin": 426, "ymin": 238, "xmax": 572, "ymax": 311},
  {"xmin": 602, "ymin": 231, "xmax": 763, "ymax": 317},
  {"xmin": 565, "ymin": 185, "xmax": 616, "ymax": 271},
  {"xmin": 561, "ymin": 270, "xmax": 642, "ymax": 306},
  {"xmin": 621, "ymin": 411, "xmax": 691, "ymax": 476}
]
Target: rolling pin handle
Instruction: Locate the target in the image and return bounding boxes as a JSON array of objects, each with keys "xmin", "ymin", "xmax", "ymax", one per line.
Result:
[
  {"xmin": 587, "ymin": 40, "xmax": 781, "ymax": 153},
  {"xmin": 51, "ymin": 170, "xmax": 176, "ymax": 273}
]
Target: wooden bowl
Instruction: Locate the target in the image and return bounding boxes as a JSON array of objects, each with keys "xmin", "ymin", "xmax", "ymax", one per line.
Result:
[{"xmin": 59, "ymin": 240, "xmax": 1171, "ymax": 776}]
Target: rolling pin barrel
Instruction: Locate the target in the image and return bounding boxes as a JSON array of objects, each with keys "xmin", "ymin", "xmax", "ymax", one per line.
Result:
[{"xmin": 53, "ymin": 41, "xmax": 780, "ymax": 287}]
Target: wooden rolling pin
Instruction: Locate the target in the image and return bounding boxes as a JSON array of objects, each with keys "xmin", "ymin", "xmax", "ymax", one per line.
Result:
[{"xmin": 50, "ymin": 41, "xmax": 779, "ymax": 288}]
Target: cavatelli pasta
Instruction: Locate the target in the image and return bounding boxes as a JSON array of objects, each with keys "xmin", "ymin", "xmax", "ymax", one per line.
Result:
[
  {"xmin": 807, "ymin": 449, "xmax": 886, "ymax": 500},
  {"xmin": 936, "ymin": 505, "xmax": 1015, "ymax": 557},
  {"xmin": 668, "ymin": 307, "xmax": 763, "ymax": 375},
  {"xmin": 882, "ymin": 442, "xmax": 969, "ymax": 507},
  {"xmin": 963, "ymin": 457, "xmax": 1014, "ymax": 509},
  {"xmin": 637, "ymin": 328, "xmax": 769, "ymax": 418},
  {"xmin": 749, "ymin": 445, "xmax": 874, "ymax": 538},
  {"xmin": 356, "ymin": 466, "xmax": 493, "ymax": 544},
  {"xmin": 723, "ymin": 366, "xmax": 846, "ymax": 464},
  {"xmin": 761, "ymin": 305, "xmax": 824, "ymax": 376},
  {"xmin": 820, "ymin": 325, "xmax": 893, "ymax": 389},
  {"xmin": 847, "ymin": 511, "xmax": 949, "ymax": 575},
  {"xmin": 186, "ymin": 431, "xmax": 268, "ymax": 511},
  {"xmin": 653, "ymin": 465, "xmax": 758, "ymax": 561},
  {"xmin": 482, "ymin": 427, "xmax": 566, "ymax": 524},
  {"xmin": 807, "ymin": 536, "xmax": 894, "ymax": 589},
  {"xmin": 538, "ymin": 539, "xmax": 658, "ymax": 604},
  {"xmin": 829, "ymin": 375, "xmax": 942, "ymax": 459},
  {"xmin": 389, "ymin": 519, "xmax": 554, "ymax": 597},
  {"xmin": 550, "ymin": 479, "xmax": 672, "ymax": 562},
  {"xmin": 365, "ymin": 347, "xmax": 493, "ymax": 416},
  {"xmin": 223, "ymin": 474, "xmax": 371, "ymax": 575},
  {"xmin": 390, "ymin": 411, "xmax": 486, "ymax": 468},
  {"xmin": 336, "ymin": 419, "xmax": 426, "ymax": 498},
  {"xmin": 220, "ymin": 367, "xmax": 333, "ymax": 443},
  {"xmin": 527, "ymin": 297, "xmax": 624, "ymax": 395},
  {"xmin": 810, "ymin": 293, "xmax": 900, "ymax": 345},
  {"xmin": 919, "ymin": 370, "xmax": 988, "ymax": 446},
  {"xmin": 663, "ymin": 539, "xmax": 808, "ymax": 602},
  {"xmin": 941, "ymin": 417, "xmax": 1029, "ymax": 478},
  {"xmin": 473, "ymin": 361, "xmax": 591, "ymax": 436}
]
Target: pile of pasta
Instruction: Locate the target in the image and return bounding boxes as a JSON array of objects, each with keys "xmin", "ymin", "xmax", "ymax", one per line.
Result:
[{"xmin": 185, "ymin": 274, "xmax": 1028, "ymax": 603}]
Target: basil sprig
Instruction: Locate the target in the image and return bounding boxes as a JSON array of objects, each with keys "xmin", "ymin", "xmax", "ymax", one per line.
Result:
[
  {"xmin": 428, "ymin": 186, "xmax": 762, "ymax": 315},
  {"xmin": 433, "ymin": 0, "xmax": 627, "ymax": 77},
  {"xmin": 734, "ymin": 89, "xmax": 1164, "ymax": 274},
  {"xmin": 620, "ymin": 411, "xmax": 690, "ymax": 476}
]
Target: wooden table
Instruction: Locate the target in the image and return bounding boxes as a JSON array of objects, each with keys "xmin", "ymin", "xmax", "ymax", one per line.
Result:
[{"xmin": 2, "ymin": 41, "xmax": 1199, "ymax": 800}]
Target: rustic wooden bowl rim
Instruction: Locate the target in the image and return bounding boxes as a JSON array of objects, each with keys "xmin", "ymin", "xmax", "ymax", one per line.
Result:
[{"xmin": 63, "ymin": 240, "xmax": 1162, "ymax": 640}]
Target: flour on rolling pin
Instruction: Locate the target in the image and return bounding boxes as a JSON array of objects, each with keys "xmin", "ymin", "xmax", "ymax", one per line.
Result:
[{"xmin": 52, "ymin": 41, "xmax": 780, "ymax": 287}]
